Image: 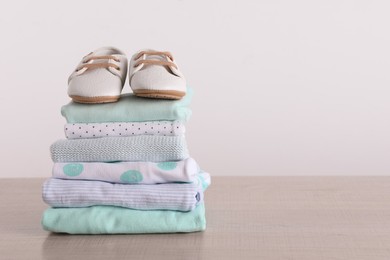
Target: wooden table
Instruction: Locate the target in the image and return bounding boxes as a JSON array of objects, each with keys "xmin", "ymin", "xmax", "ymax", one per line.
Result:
[{"xmin": 1, "ymin": 177, "xmax": 390, "ymax": 259}]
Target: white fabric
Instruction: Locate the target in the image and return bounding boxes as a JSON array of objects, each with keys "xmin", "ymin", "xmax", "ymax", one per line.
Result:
[
  {"xmin": 129, "ymin": 49, "xmax": 186, "ymax": 92},
  {"xmin": 43, "ymin": 177, "xmax": 204, "ymax": 211},
  {"xmin": 52, "ymin": 158, "xmax": 201, "ymax": 184},
  {"xmin": 68, "ymin": 46, "xmax": 128, "ymax": 98},
  {"xmin": 64, "ymin": 121, "xmax": 185, "ymax": 139}
]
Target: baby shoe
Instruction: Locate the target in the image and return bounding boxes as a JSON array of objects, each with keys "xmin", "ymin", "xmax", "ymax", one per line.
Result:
[
  {"xmin": 68, "ymin": 47, "xmax": 128, "ymax": 103},
  {"xmin": 129, "ymin": 49, "xmax": 186, "ymax": 99}
]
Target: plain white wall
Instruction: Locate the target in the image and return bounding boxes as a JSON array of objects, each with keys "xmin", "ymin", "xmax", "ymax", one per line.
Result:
[{"xmin": 0, "ymin": 0, "xmax": 389, "ymax": 178}]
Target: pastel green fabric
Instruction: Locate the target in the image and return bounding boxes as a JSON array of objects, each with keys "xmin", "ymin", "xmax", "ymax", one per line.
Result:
[
  {"xmin": 50, "ymin": 135, "xmax": 188, "ymax": 163},
  {"xmin": 42, "ymin": 204, "xmax": 206, "ymax": 234},
  {"xmin": 61, "ymin": 87, "xmax": 193, "ymax": 123}
]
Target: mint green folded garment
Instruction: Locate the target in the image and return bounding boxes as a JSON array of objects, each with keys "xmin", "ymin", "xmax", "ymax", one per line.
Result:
[
  {"xmin": 61, "ymin": 87, "xmax": 193, "ymax": 123},
  {"xmin": 50, "ymin": 135, "xmax": 188, "ymax": 163},
  {"xmin": 42, "ymin": 204, "xmax": 206, "ymax": 234}
]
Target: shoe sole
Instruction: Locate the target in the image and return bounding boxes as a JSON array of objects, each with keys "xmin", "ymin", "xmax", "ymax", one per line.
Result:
[
  {"xmin": 70, "ymin": 95, "xmax": 120, "ymax": 104},
  {"xmin": 133, "ymin": 89, "xmax": 185, "ymax": 100}
]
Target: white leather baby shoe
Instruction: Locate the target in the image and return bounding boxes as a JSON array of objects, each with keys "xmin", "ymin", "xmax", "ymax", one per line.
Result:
[
  {"xmin": 68, "ymin": 47, "xmax": 128, "ymax": 103},
  {"xmin": 129, "ymin": 50, "xmax": 186, "ymax": 99}
]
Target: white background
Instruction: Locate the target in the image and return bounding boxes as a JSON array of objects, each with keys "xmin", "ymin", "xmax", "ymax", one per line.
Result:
[{"xmin": 0, "ymin": 0, "xmax": 389, "ymax": 178}]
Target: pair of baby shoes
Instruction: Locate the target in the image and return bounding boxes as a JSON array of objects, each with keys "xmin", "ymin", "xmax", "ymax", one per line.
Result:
[{"xmin": 68, "ymin": 47, "xmax": 186, "ymax": 103}]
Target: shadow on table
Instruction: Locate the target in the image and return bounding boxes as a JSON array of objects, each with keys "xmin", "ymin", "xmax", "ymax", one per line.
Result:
[{"xmin": 42, "ymin": 231, "xmax": 207, "ymax": 260}]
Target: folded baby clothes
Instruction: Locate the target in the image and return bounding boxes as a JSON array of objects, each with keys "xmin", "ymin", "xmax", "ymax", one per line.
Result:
[
  {"xmin": 42, "ymin": 203, "xmax": 206, "ymax": 234},
  {"xmin": 61, "ymin": 87, "xmax": 193, "ymax": 124},
  {"xmin": 53, "ymin": 158, "xmax": 201, "ymax": 184},
  {"xmin": 64, "ymin": 121, "xmax": 185, "ymax": 139},
  {"xmin": 43, "ymin": 178, "xmax": 205, "ymax": 211},
  {"xmin": 50, "ymin": 135, "xmax": 189, "ymax": 163},
  {"xmin": 43, "ymin": 70, "xmax": 210, "ymax": 235}
]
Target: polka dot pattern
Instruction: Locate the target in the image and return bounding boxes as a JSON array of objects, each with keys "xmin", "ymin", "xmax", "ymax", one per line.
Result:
[
  {"xmin": 63, "ymin": 163, "xmax": 84, "ymax": 177},
  {"xmin": 52, "ymin": 159, "xmax": 211, "ymax": 186},
  {"xmin": 64, "ymin": 121, "xmax": 185, "ymax": 139},
  {"xmin": 157, "ymin": 162, "xmax": 178, "ymax": 171},
  {"xmin": 120, "ymin": 170, "xmax": 144, "ymax": 183}
]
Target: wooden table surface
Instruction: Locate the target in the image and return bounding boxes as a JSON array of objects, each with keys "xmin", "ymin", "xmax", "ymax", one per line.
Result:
[{"xmin": 1, "ymin": 177, "xmax": 390, "ymax": 260}]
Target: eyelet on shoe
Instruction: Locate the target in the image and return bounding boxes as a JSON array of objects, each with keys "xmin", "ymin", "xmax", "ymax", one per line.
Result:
[{"xmin": 116, "ymin": 67, "xmax": 120, "ymax": 71}]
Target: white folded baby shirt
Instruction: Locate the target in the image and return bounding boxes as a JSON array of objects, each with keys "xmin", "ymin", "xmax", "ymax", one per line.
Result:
[
  {"xmin": 64, "ymin": 121, "xmax": 185, "ymax": 139},
  {"xmin": 53, "ymin": 158, "xmax": 201, "ymax": 184}
]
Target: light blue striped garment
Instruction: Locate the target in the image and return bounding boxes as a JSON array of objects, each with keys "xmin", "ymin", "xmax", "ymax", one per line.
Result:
[{"xmin": 42, "ymin": 177, "xmax": 205, "ymax": 212}]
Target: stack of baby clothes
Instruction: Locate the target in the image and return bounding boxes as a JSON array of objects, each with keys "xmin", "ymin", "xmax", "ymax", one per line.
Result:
[{"xmin": 41, "ymin": 87, "xmax": 210, "ymax": 234}]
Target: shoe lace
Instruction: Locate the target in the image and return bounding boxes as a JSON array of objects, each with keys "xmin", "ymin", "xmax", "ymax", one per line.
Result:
[
  {"xmin": 76, "ymin": 55, "xmax": 121, "ymax": 72},
  {"xmin": 134, "ymin": 51, "xmax": 177, "ymax": 69}
]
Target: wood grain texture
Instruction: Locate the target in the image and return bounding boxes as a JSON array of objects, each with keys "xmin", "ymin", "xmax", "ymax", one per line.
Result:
[{"xmin": 1, "ymin": 177, "xmax": 390, "ymax": 260}]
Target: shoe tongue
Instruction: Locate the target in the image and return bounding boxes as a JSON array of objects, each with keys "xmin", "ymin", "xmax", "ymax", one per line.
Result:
[
  {"xmin": 85, "ymin": 48, "xmax": 118, "ymax": 66},
  {"xmin": 93, "ymin": 49, "xmax": 111, "ymax": 56},
  {"xmin": 146, "ymin": 54, "xmax": 165, "ymax": 61},
  {"xmin": 92, "ymin": 47, "xmax": 121, "ymax": 56}
]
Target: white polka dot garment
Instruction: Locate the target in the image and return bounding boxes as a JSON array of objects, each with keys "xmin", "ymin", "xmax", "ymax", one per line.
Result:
[
  {"xmin": 64, "ymin": 121, "xmax": 185, "ymax": 139},
  {"xmin": 52, "ymin": 158, "xmax": 210, "ymax": 185}
]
